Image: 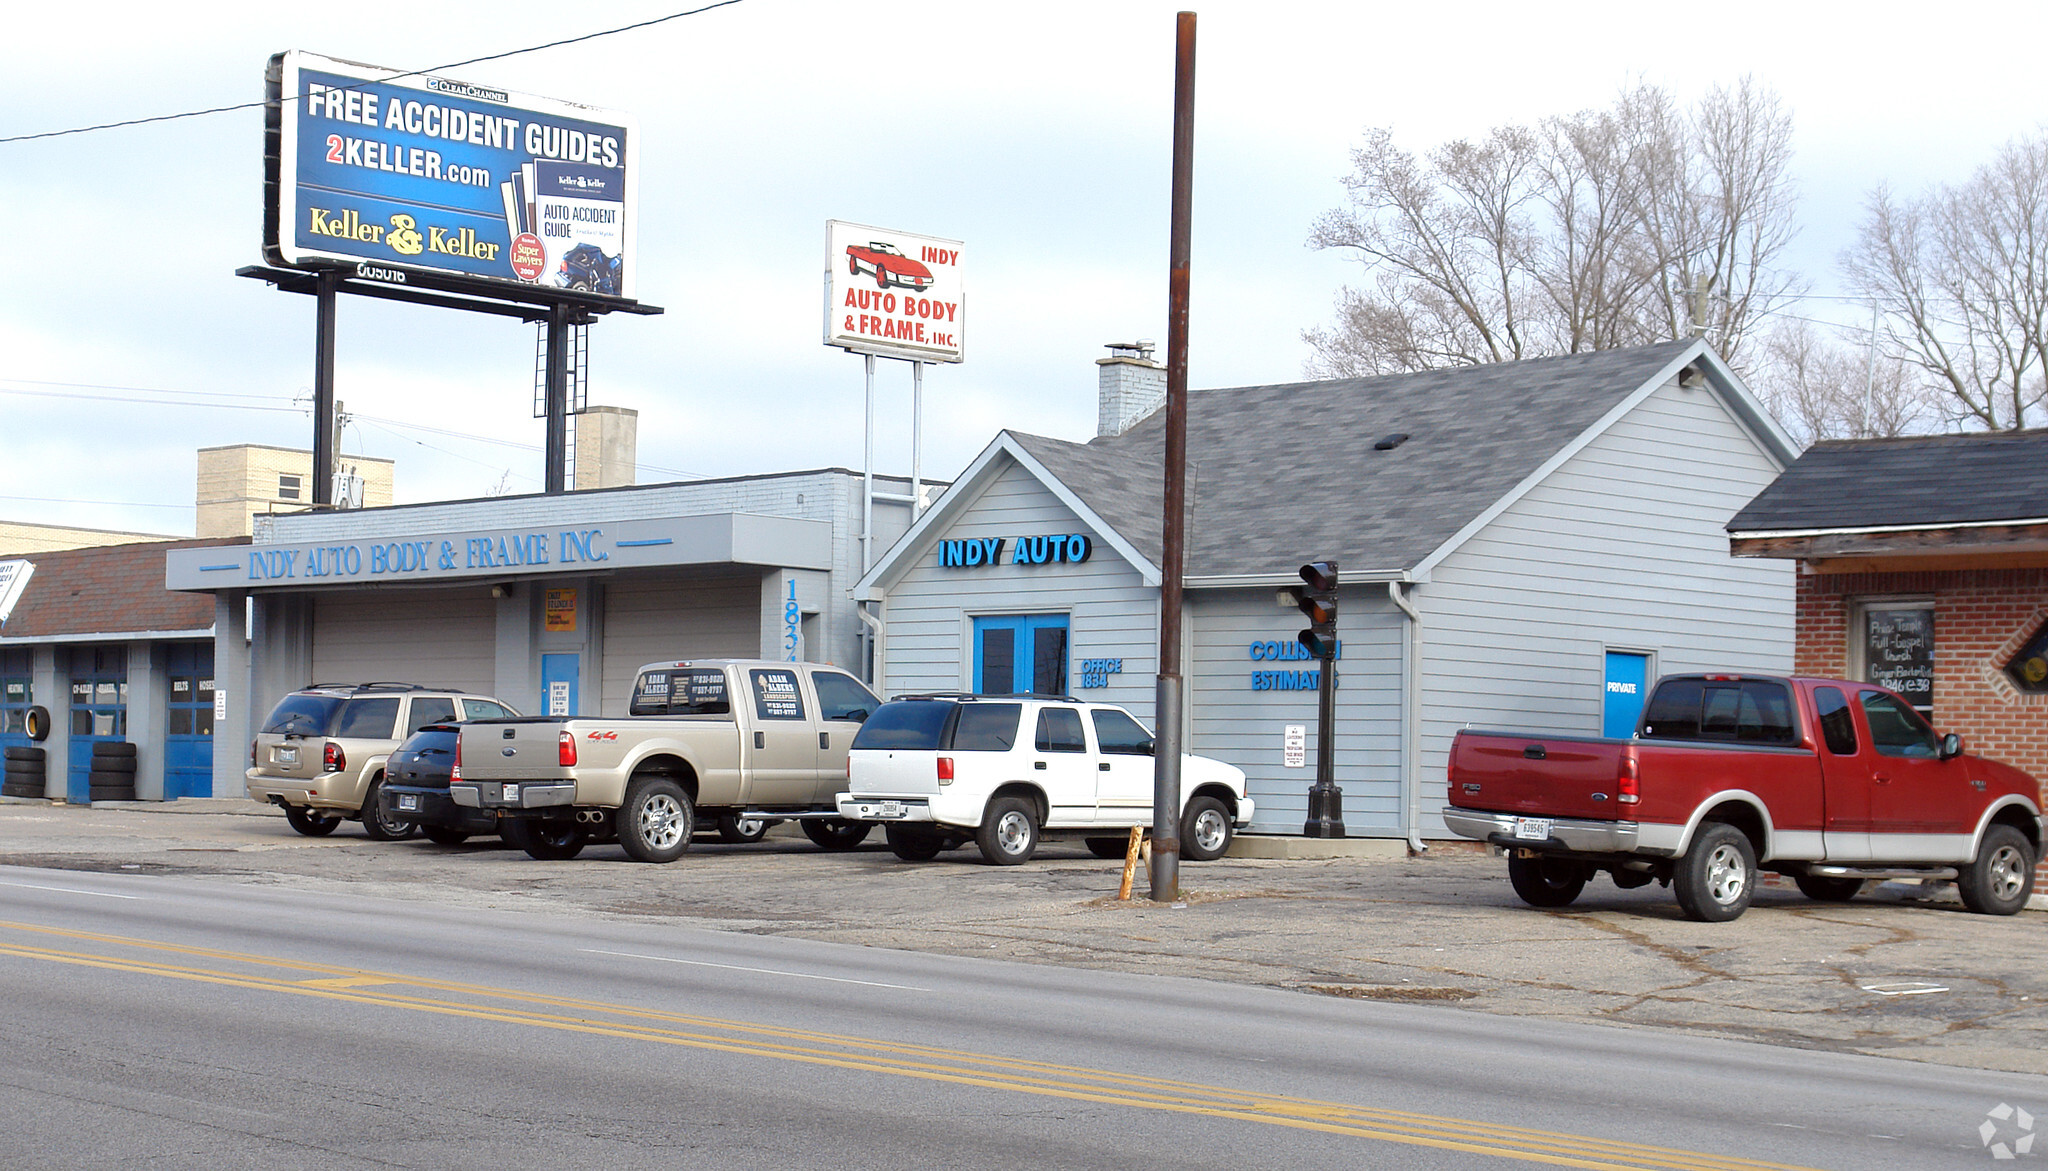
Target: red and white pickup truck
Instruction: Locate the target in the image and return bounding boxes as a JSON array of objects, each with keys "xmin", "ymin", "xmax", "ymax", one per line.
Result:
[{"xmin": 1443, "ymin": 674, "xmax": 2043, "ymax": 921}]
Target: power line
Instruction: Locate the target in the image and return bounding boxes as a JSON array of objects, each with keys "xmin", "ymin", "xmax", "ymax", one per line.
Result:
[{"xmin": 1, "ymin": 0, "xmax": 747, "ymax": 145}]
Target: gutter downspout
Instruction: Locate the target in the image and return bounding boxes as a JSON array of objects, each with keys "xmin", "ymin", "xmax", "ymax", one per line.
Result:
[
  {"xmin": 1389, "ymin": 581, "xmax": 1427, "ymax": 854},
  {"xmin": 856, "ymin": 593, "xmax": 885, "ymax": 689}
]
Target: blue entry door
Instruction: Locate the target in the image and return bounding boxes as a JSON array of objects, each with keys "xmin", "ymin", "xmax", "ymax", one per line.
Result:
[
  {"xmin": 541, "ymin": 654, "xmax": 580, "ymax": 717},
  {"xmin": 1603, "ymin": 651, "xmax": 1651, "ymax": 739},
  {"xmin": 164, "ymin": 643, "xmax": 215, "ymax": 798},
  {"xmin": 972, "ymin": 615, "xmax": 1070, "ymax": 696}
]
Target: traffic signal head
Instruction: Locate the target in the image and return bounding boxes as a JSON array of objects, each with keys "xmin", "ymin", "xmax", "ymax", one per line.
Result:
[{"xmin": 1295, "ymin": 560, "xmax": 1339, "ymax": 659}]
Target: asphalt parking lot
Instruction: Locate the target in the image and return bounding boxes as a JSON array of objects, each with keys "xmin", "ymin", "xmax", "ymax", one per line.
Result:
[{"xmin": 3, "ymin": 797, "xmax": 2043, "ymax": 1077}]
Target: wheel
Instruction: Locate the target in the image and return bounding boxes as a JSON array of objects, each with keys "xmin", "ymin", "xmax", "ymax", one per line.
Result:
[
  {"xmin": 419, "ymin": 826, "xmax": 471, "ymax": 846},
  {"xmin": 1957, "ymin": 824, "xmax": 2036, "ymax": 916},
  {"xmin": 801, "ymin": 818, "xmax": 872, "ymax": 851},
  {"xmin": 1507, "ymin": 853, "xmax": 1587, "ymax": 908},
  {"xmin": 1674, "ymin": 823, "xmax": 1756, "ymax": 922},
  {"xmin": 1086, "ymin": 836, "xmax": 1132, "ymax": 860},
  {"xmin": 618, "ymin": 777, "xmax": 694, "ymax": 863},
  {"xmin": 25, "ymin": 706, "xmax": 50, "ymax": 741},
  {"xmin": 503, "ymin": 818, "xmax": 587, "ymax": 861},
  {"xmin": 1181, "ymin": 796, "xmax": 1233, "ymax": 862},
  {"xmin": 716, "ymin": 814, "xmax": 770, "ymax": 844},
  {"xmin": 975, "ymin": 796, "xmax": 1039, "ymax": 865},
  {"xmin": 359, "ymin": 778, "xmax": 416, "ymax": 842},
  {"xmin": 1793, "ymin": 874, "xmax": 1864, "ymax": 902},
  {"xmin": 92, "ymin": 742, "xmax": 137, "ymax": 759},
  {"xmin": 885, "ymin": 824, "xmax": 946, "ymax": 861},
  {"xmin": 874, "ymin": 267, "xmax": 891, "ymax": 289},
  {"xmin": 283, "ymin": 805, "xmax": 342, "ymax": 837},
  {"xmin": 848, "ymin": 255, "xmax": 861, "ymax": 275}
]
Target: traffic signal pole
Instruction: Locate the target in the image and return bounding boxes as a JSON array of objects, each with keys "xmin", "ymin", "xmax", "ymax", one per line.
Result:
[
  {"xmin": 1151, "ymin": 10, "xmax": 1196, "ymax": 903},
  {"xmin": 1296, "ymin": 561, "xmax": 1345, "ymax": 837}
]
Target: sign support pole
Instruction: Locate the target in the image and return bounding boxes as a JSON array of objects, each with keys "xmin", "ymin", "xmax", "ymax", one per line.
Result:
[
  {"xmin": 1151, "ymin": 10, "xmax": 1196, "ymax": 903},
  {"xmin": 912, "ymin": 360, "xmax": 924, "ymax": 516},
  {"xmin": 312, "ymin": 270, "xmax": 339, "ymax": 508},
  {"xmin": 544, "ymin": 301, "xmax": 571, "ymax": 494},
  {"xmin": 862, "ymin": 352, "xmax": 876, "ymax": 571}
]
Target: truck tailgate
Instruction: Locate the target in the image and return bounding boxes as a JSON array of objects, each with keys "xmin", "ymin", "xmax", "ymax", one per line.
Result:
[
  {"xmin": 457, "ymin": 719, "xmax": 571, "ymax": 782},
  {"xmin": 1449, "ymin": 731, "xmax": 1628, "ymax": 822}
]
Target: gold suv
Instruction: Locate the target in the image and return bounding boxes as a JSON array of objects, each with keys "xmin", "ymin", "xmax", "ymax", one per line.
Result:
[{"xmin": 247, "ymin": 683, "xmax": 518, "ymax": 839}]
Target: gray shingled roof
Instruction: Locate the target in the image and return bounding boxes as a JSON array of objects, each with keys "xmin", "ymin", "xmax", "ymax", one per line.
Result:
[
  {"xmin": 1007, "ymin": 340, "xmax": 1698, "ymax": 578},
  {"xmin": 1728, "ymin": 429, "xmax": 2048, "ymax": 533}
]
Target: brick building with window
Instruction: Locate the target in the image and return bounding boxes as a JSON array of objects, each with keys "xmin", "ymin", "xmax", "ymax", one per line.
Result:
[{"xmin": 1729, "ymin": 430, "xmax": 2048, "ymax": 887}]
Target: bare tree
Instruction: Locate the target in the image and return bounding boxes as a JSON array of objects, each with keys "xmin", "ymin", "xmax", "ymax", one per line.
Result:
[
  {"xmin": 1754, "ymin": 319, "xmax": 1938, "ymax": 444},
  {"xmin": 1306, "ymin": 80, "xmax": 1801, "ymax": 377},
  {"xmin": 1843, "ymin": 134, "xmax": 2048, "ymax": 431}
]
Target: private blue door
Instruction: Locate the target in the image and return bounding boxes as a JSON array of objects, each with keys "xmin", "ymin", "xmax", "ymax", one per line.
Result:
[
  {"xmin": 541, "ymin": 653, "xmax": 580, "ymax": 717},
  {"xmin": 67, "ymin": 650, "xmax": 127, "ymax": 802},
  {"xmin": 164, "ymin": 643, "xmax": 215, "ymax": 798},
  {"xmin": 972, "ymin": 615, "xmax": 1069, "ymax": 695},
  {"xmin": 1603, "ymin": 651, "xmax": 1651, "ymax": 739}
]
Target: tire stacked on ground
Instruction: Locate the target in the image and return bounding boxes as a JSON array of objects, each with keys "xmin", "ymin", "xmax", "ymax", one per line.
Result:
[
  {"xmin": 88, "ymin": 742, "xmax": 138, "ymax": 803},
  {"xmin": 3, "ymin": 746, "xmax": 47, "ymax": 799}
]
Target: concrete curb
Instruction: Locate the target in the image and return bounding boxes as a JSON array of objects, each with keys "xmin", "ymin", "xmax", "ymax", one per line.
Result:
[{"xmin": 1227, "ymin": 834, "xmax": 1408, "ymax": 860}]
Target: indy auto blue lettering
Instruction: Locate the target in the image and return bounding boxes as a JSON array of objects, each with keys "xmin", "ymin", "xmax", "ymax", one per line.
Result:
[{"xmin": 936, "ymin": 533, "xmax": 1090, "ymax": 569}]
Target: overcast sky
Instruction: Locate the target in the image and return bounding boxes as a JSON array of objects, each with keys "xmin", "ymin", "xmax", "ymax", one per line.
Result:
[{"xmin": 4, "ymin": 0, "xmax": 2044, "ymax": 537}]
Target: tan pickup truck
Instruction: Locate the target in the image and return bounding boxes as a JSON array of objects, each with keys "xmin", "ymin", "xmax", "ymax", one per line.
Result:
[{"xmin": 450, "ymin": 659, "xmax": 884, "ymax": 861}]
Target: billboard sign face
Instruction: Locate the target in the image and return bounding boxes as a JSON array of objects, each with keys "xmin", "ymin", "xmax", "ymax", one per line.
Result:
[
  {"xmin": 825, "ymin": 220, "xmax": 964, "ymax": 363},
  {"xmin": 265, "ymin": 51, "xmax": 638, "ymax": 299}
]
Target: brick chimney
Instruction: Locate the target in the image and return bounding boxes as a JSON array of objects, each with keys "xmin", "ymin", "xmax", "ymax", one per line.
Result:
[{"xmin": 1097, "ymin": 340, "xmax": 1165, "ymax": 438}]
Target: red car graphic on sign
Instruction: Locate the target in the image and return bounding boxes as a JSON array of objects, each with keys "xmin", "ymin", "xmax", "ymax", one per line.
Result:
[{"xmin": 846, "ymin": 241, "xmax": 933, "ymax": 291}]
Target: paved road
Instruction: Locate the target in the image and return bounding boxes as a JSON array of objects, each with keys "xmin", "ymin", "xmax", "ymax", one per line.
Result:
[
  {"xmin": 2, "ymin": 865, "xmax": 2042, "ymax": 1169},
  {"xmin": 1, "ymin": 799, "xmax": 2044, "ymax": 1084}
]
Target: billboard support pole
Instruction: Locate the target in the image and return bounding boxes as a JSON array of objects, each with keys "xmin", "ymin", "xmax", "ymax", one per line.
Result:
[
  {"xmin": 912, "ymin": 360, "xmax": 924, "ymax": 516},
  {"xmin": 543, "ymin": 301, "xmax": 571, "ymax": 494},
  {"xmin": 1151, "ymin": 9, "xmax": 1196, "ymax": 904},
  {"xmin": 312, "ymin": 270, "xmax": 339, "ymax": 508},
  {"xmin": 862, "ymin": 352, "xmax": 876, "ymax": 571}
]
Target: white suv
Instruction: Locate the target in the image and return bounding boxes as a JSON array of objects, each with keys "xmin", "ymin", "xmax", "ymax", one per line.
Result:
[{"xmin": 837, "ymin": 694, "xmax": 1253, "ymax": 865}]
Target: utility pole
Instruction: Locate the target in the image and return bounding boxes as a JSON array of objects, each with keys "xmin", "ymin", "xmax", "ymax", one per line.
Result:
[
  {"xmin": 1151, "ymin": 10, "xmax": 1196, "ymax": 903},
  {"xmin": 1690, "ymin": 274, "xmax": 1712, "ymax": 338}
]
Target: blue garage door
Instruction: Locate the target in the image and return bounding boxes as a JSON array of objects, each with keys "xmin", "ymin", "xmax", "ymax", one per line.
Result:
[
  {"xmin": 68, "ymin": 650, "xmax": 127, "ymax": 802},
  {"xmin": 165, "ymin": 643, "xmax": 215, "ymax": 799}
]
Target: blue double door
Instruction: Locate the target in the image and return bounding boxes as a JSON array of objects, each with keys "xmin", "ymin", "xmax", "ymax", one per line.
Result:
[{"xmin": 973, "ymin": 615, "xmax": 1069, "ymax": 696}]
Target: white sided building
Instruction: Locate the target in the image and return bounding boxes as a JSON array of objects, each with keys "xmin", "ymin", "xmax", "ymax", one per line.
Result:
[{"xmin": 853, "ymin": 340, "xmax": 1799, "ymax": 843}]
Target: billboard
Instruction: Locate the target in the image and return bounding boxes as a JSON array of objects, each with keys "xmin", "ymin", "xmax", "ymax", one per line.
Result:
[
  {"xmin": 825, "ymin": 220, "xmax": 964, "ymax": 363},
  {"xmin": 264, "ymin": 51, "xmax": 638, "ymax": 299}
]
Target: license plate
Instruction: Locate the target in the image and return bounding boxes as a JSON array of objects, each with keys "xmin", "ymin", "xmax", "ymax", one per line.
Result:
[
  {"xmin": 1513, "ymin": 817, "xmax": 1553, "ymax": 841},
  {"xmin": 273, "ymin": 746, "xmax": 298, "ymax": 765},
  {"xmin": 397, "ymin": 794, "xmax": 419, "ymax": 812},
  {"xmin": 873, "ymin": 801, "xmax": 905, "ymax": 819},
  {"xmin": 502, "ymin": 784, "xmax": 519, "ymax": 804}
]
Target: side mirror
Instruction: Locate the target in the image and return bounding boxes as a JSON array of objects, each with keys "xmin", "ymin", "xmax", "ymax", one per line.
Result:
[
  {"xmin": 1940, "ymin": 732, "xmax": 1964, "ymax": 760},
  {"xmin": 1140, "ymin": 739, "xmax": 1156, "ymax": 756}
]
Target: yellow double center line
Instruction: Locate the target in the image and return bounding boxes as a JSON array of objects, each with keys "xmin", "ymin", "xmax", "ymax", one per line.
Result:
[{"xmin": 0, "ymin": 919, "xmax": 1816, "ymax": 1171}]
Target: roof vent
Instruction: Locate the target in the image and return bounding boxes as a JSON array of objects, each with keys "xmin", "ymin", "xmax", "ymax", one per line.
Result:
[
  {"xmin": 1678, "ymin": 364, "xmax": 1706, "ymax": 389},
  {"xmin": 1374, "ymin": 433, "xmax": 1410, "ymax": 451}
]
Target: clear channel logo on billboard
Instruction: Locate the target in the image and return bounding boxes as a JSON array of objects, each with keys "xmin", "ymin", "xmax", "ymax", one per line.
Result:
[
  {"xmin": 264, "ymin": 51, "xmax": 639, "ymax": 299},
  {"xmin": 824, "ymin": 220, "xmax": 965, "ymax": 363}
]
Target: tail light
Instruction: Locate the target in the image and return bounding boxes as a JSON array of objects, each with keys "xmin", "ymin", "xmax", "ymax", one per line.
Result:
[
  {"xmin": 558, "ymin": 731, "xmax": 578, "ymax": 767},
  {"xmin": 1616, "ymin": 751, "xmax": 1640, "ymax": 805},
  {"xmin": 323, "ymin": 741, "xmax": 345, "ymax": 773},
  {"xmin": 451, "ymin": 734, "xmax": 463, "ymax": 781},
  {"xmin": 250, "ymin": 740, "xmax": 258, "ymax": 768},
  {"xmin": 937, "ymin": 756, "xmax": 954, "ymax": 786}
]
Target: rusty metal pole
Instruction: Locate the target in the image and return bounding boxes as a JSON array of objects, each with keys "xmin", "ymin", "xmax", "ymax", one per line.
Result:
[
  {"xmin": 311, "ymin": 270, "xmax": 339, "ymax": 507},
  {"xmin": 1151, "ymin": 10, "xmax": 1196, "ymax": 903}
]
